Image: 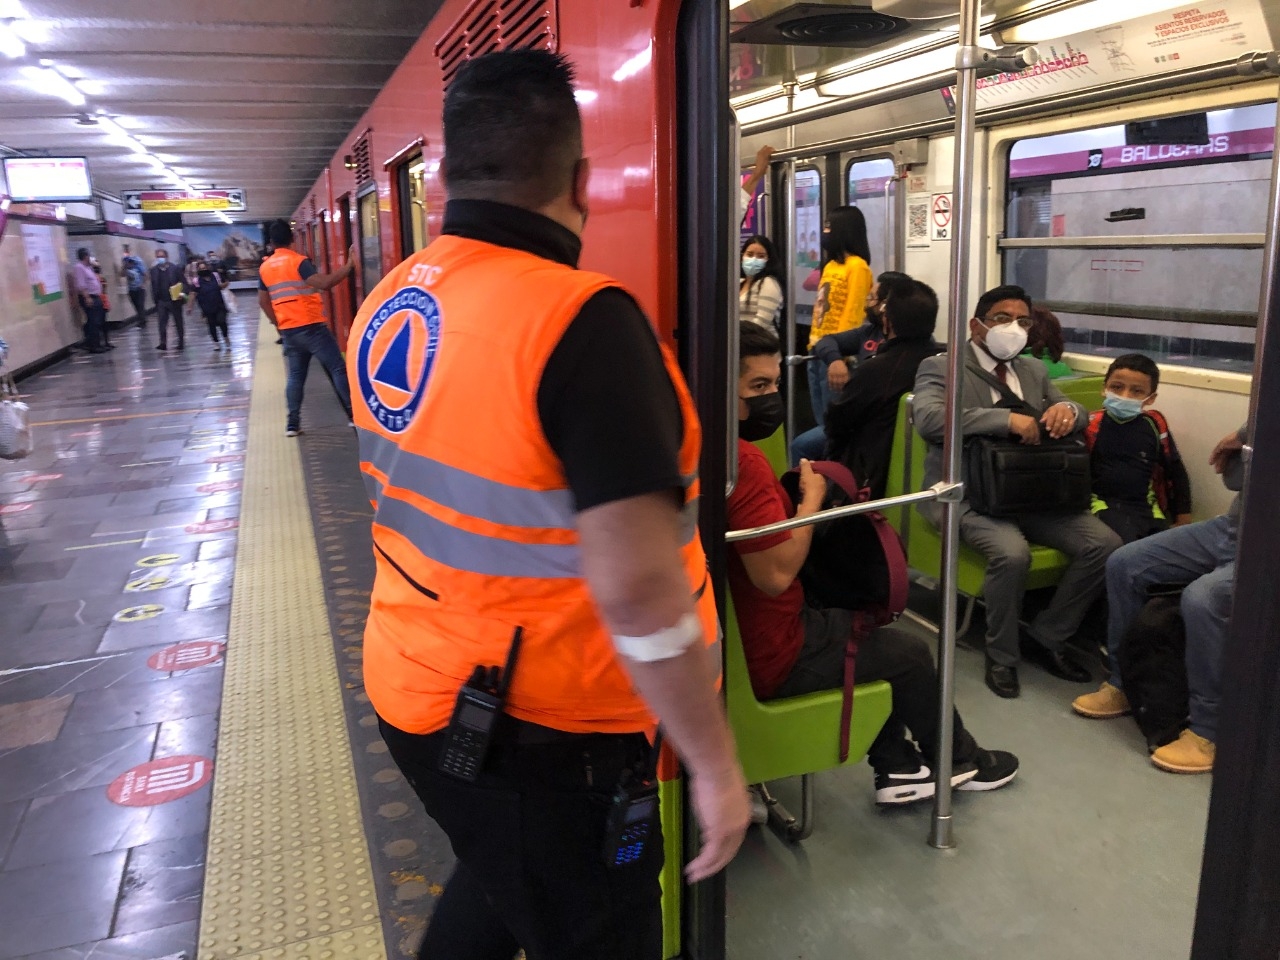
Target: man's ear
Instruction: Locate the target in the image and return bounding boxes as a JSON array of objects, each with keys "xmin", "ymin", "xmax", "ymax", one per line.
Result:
[
  {"xmin": 572, "ymin": 157, "xmax": 591, "ymax": 216},
  {"xmin": 1144, "ymin": 391, "xmax": 1157, "ymax": 407}
]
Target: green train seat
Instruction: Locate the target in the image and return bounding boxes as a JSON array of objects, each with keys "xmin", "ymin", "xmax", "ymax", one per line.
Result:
[{"xmin": 723, "ymin": 593, "xmax": 892, "ymax": 841}]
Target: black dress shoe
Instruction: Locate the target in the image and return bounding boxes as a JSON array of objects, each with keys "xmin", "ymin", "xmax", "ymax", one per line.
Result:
[
  {"xmin": 985, "ymin": 659, "xmax": 1020, "ymax": 699},
  {"xmin": 1027, "ymin": 644, "xmax": 1092, "ymax": 683}
]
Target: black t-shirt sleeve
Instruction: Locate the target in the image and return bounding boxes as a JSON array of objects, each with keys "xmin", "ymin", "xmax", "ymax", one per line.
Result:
[{"xmin": 537, "ymin": 288, "xmax": 685, "ymax": 512}]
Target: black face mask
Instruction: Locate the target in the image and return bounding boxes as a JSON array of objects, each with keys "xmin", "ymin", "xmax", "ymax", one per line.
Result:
[{"xmin": 739, "ymin": 392, "xmax": 784, "ymax": 442}]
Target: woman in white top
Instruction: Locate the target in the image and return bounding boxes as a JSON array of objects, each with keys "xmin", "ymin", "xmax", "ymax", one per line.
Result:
[{"xmin": 739, "ymin": 234, "xmax": 784, "ymax": 331}]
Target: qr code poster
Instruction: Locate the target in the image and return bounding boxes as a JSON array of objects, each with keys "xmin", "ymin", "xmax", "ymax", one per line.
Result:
[{"xmin": 907, "ymin": 197, "xmax": 931, "ymax": 249}]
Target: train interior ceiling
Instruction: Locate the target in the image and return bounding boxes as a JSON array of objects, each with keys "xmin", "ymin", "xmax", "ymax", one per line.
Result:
[{"xmin": 722, "ymin": 0, "xmax": 1276, "ymax": 957}]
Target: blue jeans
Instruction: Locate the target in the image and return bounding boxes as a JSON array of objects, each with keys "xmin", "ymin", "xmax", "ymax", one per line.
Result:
[
  {"xmin": 790, "ymin": 425, "xmax": 826, "ymax": 467},
  {"xmin": 281, "ymin": 322, "xmax": 352, "ymax": 430},
  {"xmin": 1106, "ymin": 515, "xmax": 1237, "ymax": 741},
  {"xmin": 806, "ymin": 357, "xmax": 831, "ymax": 428}
]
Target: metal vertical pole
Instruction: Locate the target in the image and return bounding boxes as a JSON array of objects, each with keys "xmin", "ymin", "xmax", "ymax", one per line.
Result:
[
  {"xmin": 1244, "ymin": 102, "xmax": 1280, "ymax": 438},
  {"xmin": 783, "ymin": 160, "xmax": 799, "ymax": 449},
  {"xmin": 928, "ymin": 0, "xmax": 982, "ymax": 851}
]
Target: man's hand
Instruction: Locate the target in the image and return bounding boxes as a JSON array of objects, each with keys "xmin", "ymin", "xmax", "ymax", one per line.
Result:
[
  {"xmin": 1009, "ymin": 412, "xmax": 1041, "ymax": 445},
  {"xmin": 684, "ymin": 764, "xmax": 750, "ymax": 883},
  {"xmin": 753, "ymin": 145, "xmax": 775, "ymax": 178},
  {"xmin": 1210, "ymin": 429, "xmax": 1245, "ymax": 474},
  {"xmin": 827, "ymin": 358, "xmax": 850, "ymax": 392},
  {"xmin": 1040, "ymin": 401, "xmax": 1076, "ymax": 439},
  {"xmin": 798, "ymin": 458, "xmax": 827, "ymax": 513},
  {"xmin": 1173, "ymin": 513, "xmax": 1194, "ymax": 527}
]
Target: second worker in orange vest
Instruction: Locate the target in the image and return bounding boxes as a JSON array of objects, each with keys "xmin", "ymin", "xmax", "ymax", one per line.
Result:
[
  {"xmin": 258, "ymin": 219, "xmax": 357, "ymax": 436},
  {"xmin": 348, "ymin": 50, "xmax": 748, "ymax": 959}
]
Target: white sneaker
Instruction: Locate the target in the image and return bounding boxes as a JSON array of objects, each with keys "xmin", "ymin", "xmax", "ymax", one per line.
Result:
[
  {"xmin": 874, "ymin": 762, "xmax": 978, "ymax": 806},
  {"xmin": 285, "ymin": 428, "xmax": 301, "ymax": 438}
]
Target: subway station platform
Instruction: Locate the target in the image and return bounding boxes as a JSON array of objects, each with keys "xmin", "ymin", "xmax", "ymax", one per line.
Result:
[{"xmin": 0, "ymin": 301, "xmax": 1215, "ymax": 960}]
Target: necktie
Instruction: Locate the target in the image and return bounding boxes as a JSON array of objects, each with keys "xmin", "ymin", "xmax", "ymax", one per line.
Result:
[{"xmin": 994, "ymin": 361, "xmax": 1008, "ymax": 385}]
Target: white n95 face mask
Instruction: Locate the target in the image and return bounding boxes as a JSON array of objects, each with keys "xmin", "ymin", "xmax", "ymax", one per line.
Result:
[{"xmin": 982, "ymin": 321, "xmax": 1028, "ymax": 361}]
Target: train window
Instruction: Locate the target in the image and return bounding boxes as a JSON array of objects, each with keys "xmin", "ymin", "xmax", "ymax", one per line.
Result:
[
  {"xmin": 793, "ymin": 167, "xmax": 822, "ymax": 329},
  {"xmin": 397, "ymin": 154, "xmax": 428, "ymax": 257},
  {"xmin": 357, "ymin": 186, "xmax": 382, "ymax": 296},
  {"xmin": 1002, "ymin": 102, "xmax": 1276, "ymax": 373},
  {"xmin": 846, "ymin": 156, "xmax": 896, "ymax": 272}
]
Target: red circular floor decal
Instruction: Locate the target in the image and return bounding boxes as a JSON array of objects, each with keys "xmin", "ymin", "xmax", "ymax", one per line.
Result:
[
  {"xmin": 197, "ymin": 480, "xmax": 241, "ymax": 494},
  {"xmin": 107, "ymin": 755, "xmax": 213, "ymax": 806},
  {"xmin": 185, "ymin": 518, "xmax": 239, "ymax": 534},
  {"xmin": 148, "ymin": 641, "xmax": 226, "ymax": 672},
  {"xmin": 205, "ymin": 454, "xmax": 244, "ymax": 464}
]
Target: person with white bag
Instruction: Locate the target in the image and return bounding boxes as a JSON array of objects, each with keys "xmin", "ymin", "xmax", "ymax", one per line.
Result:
[{"xmin": 0, "ymin": 336, "xmax": 32, "ymax": 461}]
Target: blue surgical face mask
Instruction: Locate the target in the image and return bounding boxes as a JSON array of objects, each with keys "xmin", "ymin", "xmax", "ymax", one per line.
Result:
[
  {"xmin": 742, "ymin": 256, "xmax": 767, "ymax": 277},
  {"xmin": 1103, "ymin": 391, "xmax": 1147, "ymax": 422}
]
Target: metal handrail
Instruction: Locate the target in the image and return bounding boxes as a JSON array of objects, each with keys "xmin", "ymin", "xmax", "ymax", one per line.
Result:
[
  {"xmin": 724, "ymin": 484, "xmax": 956, "ymax": 543},
  {"xmin": 999, "ymin": 234, "xmax": 1265, "ymax": 249},
  {"xmin": 727, "ymin": 108, "xmax": 743, "ymax": 497}
]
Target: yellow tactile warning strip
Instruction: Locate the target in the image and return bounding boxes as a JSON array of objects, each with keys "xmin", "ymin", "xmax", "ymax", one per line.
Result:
[{"xmin": 199, "ymin": 316, "xmax": 384, "ymax": 960}]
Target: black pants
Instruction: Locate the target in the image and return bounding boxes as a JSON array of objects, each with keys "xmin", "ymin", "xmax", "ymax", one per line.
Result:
[
  {"xmin": 81, "ymin": 296, "xmax": 107, "ymax": 349},
  {"xmin": 156, "ymin": 299, "xmax": 184, "ymax": 348},
  {"xmin": 772, "ymin": 610, "xmax": 979, "ymax": 773},
  {"xmin": 379, "ymin": 718, "xmax": 662, "ymax": 960},
  {"xmin": 203, "ymin": 306, "xmax": 229, "ymax": 343},
  {"xmin": 128, "ymin": 287, "xmax": 147, "ymax": 326}
]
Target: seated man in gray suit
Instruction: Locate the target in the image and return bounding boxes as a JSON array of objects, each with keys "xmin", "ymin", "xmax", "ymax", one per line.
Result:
[{"xmin": 914, "ymin": 284, "xmax": 1122, "ymax": 699}]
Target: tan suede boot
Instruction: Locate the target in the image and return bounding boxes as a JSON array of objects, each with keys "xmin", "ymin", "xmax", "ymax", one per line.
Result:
[
  {"xmin": 1072, "ymin": 681, "xmax": 1131, "ymax": 719},
  {"xmin": 1151, "ymin": 729, "xmax": 1215, "ymax": 774}
]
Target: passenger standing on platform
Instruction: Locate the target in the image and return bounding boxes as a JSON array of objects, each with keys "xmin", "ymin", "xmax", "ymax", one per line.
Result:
[
  {"xmin": 72, "ymin": 248, "xmax": 108, "ymax": 354},
  {"xmin": 192, "ymin": 260, "xmax": 232, "ymax": 350},
  {"xmin": 121, "ymin": 244, "xmax": 147, "ymax": 328},
  {"xmin": 257, "ymin": 219, "xmax": 354, "ymax": 436},
  {"xmin": 350, "ymin": 51, "xmax": 748, "ymax": 960},
  {"xmin": 91, "ymin": 260, "xmax": 114, "ymax": 350},
  {"xmin": 150, "ymin": 249, "xmax": 186, "ymax": 351}
]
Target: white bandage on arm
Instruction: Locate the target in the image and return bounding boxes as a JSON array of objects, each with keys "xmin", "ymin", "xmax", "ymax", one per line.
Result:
[{"xmin": 612, "ymin": 612, "xmax": 702, "ymax": 663}]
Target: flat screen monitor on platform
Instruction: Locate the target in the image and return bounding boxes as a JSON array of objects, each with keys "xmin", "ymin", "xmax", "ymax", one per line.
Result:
[{"xmin": 2, "ymin": 156, "xmax": 94, "ymax": 203}]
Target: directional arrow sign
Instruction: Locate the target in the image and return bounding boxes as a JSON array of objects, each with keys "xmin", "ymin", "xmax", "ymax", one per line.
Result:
[{"xmin": 121, "ymin": 189, "xmax": 247, "ymax": 214}]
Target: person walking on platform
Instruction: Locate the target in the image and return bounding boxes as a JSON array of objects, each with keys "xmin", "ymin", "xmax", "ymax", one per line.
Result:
[
  {"xmin": 71, "ymin": 248, "xmax": 108, "ymax": 354},
  {"xmin": 121, "ymin": 244, "xmax": 147, "ymax": 328},
  {"xmin": 257, "ymin": 219, "xmax": 355, "ymax": 436},
  {"xmin": 349, "ymin": 50, "xmax": 748, "ymax": 960},
  {"xmin": 192, "ymin": 259, "xmax": 232, "ymax": 349},
  {"xmin": 150, "ymin": 249, "xmax": 185, "ymax": 351}
]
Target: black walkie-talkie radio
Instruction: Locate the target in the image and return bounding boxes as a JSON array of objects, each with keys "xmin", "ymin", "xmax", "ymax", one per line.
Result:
[
  {"xmin": 438, "ymin": 626, "xmax": 523, "ymax": 782},
  {"xmin": 603, "ymin": 732, "xmax": 664, "ymax": 869}
]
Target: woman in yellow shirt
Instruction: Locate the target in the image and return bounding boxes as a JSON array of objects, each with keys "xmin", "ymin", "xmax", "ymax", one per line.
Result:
[{"xmin": 807, "ymin": 206, "xmax": 873, "ymax": 426}]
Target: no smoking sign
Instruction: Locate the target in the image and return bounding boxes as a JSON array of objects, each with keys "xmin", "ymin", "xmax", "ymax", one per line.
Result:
[{"xmin": 931, "ymin": 193, "xmax": 952, "ymax": 241}]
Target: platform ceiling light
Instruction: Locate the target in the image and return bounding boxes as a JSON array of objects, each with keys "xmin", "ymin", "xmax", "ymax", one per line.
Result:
[
  {"xmin": 23, "ymin": 64, "xmax": 85, "ymax": 105},
  {"xmin": 1001, "ymin": 0, "xmax": 1189, "ymax": 43},
  {"xmin": 0, "ymin": 19, "xmax": 25, "ymax": 58}
]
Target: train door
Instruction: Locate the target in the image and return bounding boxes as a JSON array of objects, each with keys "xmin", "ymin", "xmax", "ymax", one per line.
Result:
[
  {"xmin": 845, "ymin": 155, "xmax": 898, "ymax": 275},
  {"xmin": 337, "ymin": 193, "xmax": 358, "ymax": 320},
  {"xmin": 394, "ymin": 151, "xmax": 428, "ymax": 259},
  {"xmin": 356, "ymin": 184, "xmax": 381, "ymax": 300}
]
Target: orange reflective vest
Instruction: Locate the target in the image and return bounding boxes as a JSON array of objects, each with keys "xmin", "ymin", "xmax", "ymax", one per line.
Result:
[
  {"xmin": 349, "ymin": 235, "xmax": 718, "ymax": 735},
  {"xmin": 260, "ymin": 247, "xmax": 324, "ymax": 330}
]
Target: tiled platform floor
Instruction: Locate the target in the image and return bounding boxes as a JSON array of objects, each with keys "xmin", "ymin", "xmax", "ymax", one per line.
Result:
[{"xmin": 0, "ymin": 304, "xmax": 253, "ymax": 959}]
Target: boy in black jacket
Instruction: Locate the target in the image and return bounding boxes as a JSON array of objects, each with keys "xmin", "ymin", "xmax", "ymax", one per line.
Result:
[{"xmin": 1084, "ymin": 354, "xmax": 1192, "ymax": 544}]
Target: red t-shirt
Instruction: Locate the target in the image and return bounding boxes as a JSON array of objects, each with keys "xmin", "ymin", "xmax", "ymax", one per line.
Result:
[{"xmin": 726, "ymin": 439, "xmax": 805, "ymax": 699}]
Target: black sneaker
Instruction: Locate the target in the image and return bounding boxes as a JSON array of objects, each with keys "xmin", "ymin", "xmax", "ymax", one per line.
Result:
[
  {"xmin": 875, "ymin": 761, "xmax": 978, "ymax": 806},
  {"xmin": 956, "ymin": 749, "xmax": 1019, "ymax": 792}
]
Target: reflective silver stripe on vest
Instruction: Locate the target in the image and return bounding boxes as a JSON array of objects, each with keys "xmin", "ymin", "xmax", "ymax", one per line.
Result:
[
  {"xmin": 679, "ymin": 500, "xmax": 698, "ymax": 547},
  {"xmin": 361, "ymin": 469, "xmax": 384, "ymax": 505},
  {"xmin": 360, "ymin": 432, "xmax": 578, "ymax": 531},
  {"xmin": 267, "ymin": 281, "xmax": 314, "ymax": 301},
  {"xmin": 375, "ymin": 493, "xmax": 582, "ymax": 579}
]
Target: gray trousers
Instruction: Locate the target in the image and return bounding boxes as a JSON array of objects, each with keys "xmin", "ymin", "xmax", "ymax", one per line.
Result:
[{"xmin": 921, "ymin": 502, "xmax": 1122, "ymax": 667}]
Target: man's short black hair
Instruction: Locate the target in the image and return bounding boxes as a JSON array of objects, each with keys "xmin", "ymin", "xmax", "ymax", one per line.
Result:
[
  {"xmin": 974, "ymin": 284, "xmax": 1032, "ymax": 320},
  {"xmin": 1106, "ymin": 353, "xmax": 1161, "ymax": 392},
  {"xmin": 267, "ymin": 219, "xmax": 294, "ymax": 247},
  {"xmin": 739, "ymin": 319, "xmax": 781, "ymax": 373},
  {"xmin": 76, "ymin": 247, "xmax": 90, "ymax": 261},
  {"xmin": 443, "ymin": 50, "xmax": 583, "ymax": 208},
  {"xmin": 885, "ymin": 279, "xmax": 938, "ymax": 341}
]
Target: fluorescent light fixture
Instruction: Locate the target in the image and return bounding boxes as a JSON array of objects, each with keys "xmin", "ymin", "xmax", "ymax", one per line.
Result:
[
  {"xmin": 612, "ymin": 44, "xmax": 652, "ymax": 82},
  {"xmin": 729, "ymin": 0, "xmax": 752, "ymax": 8},
  {"xmin": 816, "ymin": 43, "xmax": 956, "ymax": 97},
  {"xmin": 1001, "ymin": 0, "xmax": 1189, "ymax": 43},
  {"xmin": 0, "ymin": 0, "xmax": 27, "ymax": 17},
  {"xmin": 0, "ymin": 20, "xmax": 26, "ymax": 58},
  {"xmin": 23, "ymin": 65, "xmax": 86, "ymax": 105}
]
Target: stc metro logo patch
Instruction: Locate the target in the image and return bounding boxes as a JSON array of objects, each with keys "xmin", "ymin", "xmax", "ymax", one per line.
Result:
[{"xmin": 357, "ymin": 286, "xmax": 441, "ymax": 434}]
